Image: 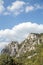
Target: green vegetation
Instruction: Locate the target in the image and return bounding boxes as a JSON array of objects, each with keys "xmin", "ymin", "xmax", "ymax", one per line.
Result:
[
  {"xmin": 0, "ymin": 43, "xmax": 43, "ymax": 65},
  {"xmin": 0, "ymin": 54, "xmax": 13, "ymax": 65}
]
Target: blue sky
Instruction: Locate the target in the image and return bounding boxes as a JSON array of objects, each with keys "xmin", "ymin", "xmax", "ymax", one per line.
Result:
[
  {"xmin": 0, "ymin": 0, "xmax": 43, "ymax": 51},
  {"xmin": 0, "ymin": 0, "xmax": 43, "ymax": 29}
]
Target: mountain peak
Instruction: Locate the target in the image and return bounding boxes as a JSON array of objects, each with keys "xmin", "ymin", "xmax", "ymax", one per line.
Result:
[{"xmin": 1, "ymin": 33, "xmax": 43, "ymax": 57}]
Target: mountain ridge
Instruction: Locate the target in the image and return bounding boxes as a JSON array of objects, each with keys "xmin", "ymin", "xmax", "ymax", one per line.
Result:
[{"xmin": 1, "ymin": 33, "xmax": 43, "ymax": 57}]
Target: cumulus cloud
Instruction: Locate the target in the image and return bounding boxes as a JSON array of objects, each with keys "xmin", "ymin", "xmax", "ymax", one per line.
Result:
[
  {"xmin": 25, "ymin": 4, "xmax": 43, "ymax": 13},
  {"xmin": 3, "ymin": 12, "xmax": 10, "ymax": 15},
  {"xmin": 0, "ymin": 0, "xmax": 5, "ymax": 14},
  {"xmin": 34, "ymin": 4, "xmax": 43, "ymax": 9},
  {"xmin": 0, "ymin": 0, "xmax": 43, "ymax": 15},
  {"xmin": 0, "ymin": 42, "xmax": 9, "ymax": 49},
  {"xmin": 7, "ymin": 1, "xmax": 25, "ymax": 15},
  {"xmin": 0, "ymin": 22, "xmax": 43, "ymax": 50},
  {"xmin": 0, "ymin": 42, "xmax": 9, "ymax": 52},
  {"xmin": 0, "ymin": 22, "xmax": 43, "ymax": 42},
  {"xmin": 25, "ymin": 6, "xmax": 34, "ymax": 13},
  {"xmin": 6, "ymin": 1, "xmax": 43, "ymax": 15}
]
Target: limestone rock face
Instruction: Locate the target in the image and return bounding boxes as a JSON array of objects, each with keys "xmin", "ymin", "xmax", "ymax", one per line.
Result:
[
  {"xmin": 1, "ymin": 41, "xmax": 19, "ymax": 56},
  {"xmin": 1, "ymin": 33, "xmax": 43, "ymax": 57}
]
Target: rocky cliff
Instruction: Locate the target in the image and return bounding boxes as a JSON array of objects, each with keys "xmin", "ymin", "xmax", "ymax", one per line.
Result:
[{"xmin": 1, "ymin": 33, "xmax": 43, "ymax": 57}]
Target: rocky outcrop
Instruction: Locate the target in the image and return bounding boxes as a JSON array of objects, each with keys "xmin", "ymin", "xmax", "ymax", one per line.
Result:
[
  {"xmin": 1, "ymin": 33, "xmax": 43, "ymax": 57},
  {"xmin": 1, "ymin": 41, "xmax": 19, "ymax": 56}
]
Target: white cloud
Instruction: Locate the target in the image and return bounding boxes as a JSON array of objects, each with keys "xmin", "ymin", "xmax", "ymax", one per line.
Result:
[
  {"xmin": 7, "ymin": 1, "xmax": 43, "ymax": 15},
  {"xmin": 3, "ymin": 12, "xmax": 10, "ymax": 15},
  {"xmin": 7, "ymin": 1, "xmax": 25, "ymax": 15},
  {"xmin": 25, "ymin": 4, "xmax": 43, "ymax": 13},
  {"xmin": 34, "ymin": 4, "xmax": 43, "ymax": 9},
  {"xmin": 0, "ymin": 0, "xmax": 43, "ymax": 15},
  {"xmin": 0, "ymin": 0, "xmax": 5, "ymax": 14},
  {"xmin": 0, "ymin": 42, "xmax": 9, "ymax": 52},
  {"xmin": 0, "ymin": 22, "xmax": 43, "ymax": 50},
  {"xmin": 0, "ymin": 22, "xmax": 43, "ymax": 42},
  {"xmin": 25, "ymin": 6, "xmax": 34, "ymax": 13},
  {"xmin": 0, "ymin": 42, "xmax": 9, "ymax": 49}
]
